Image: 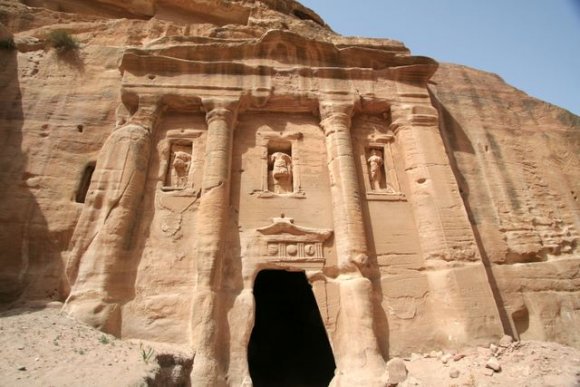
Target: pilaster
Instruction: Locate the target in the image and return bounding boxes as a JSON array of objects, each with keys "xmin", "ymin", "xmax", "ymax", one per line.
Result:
[
  {"xmin": 318, "ymin": 100, "xmax": 388, "ymax": 386},
  {"xmin": 190, "ymin": 97, "xmax": 240, "ymax": 387},
  {"xmin": 64, "ymin": 95, "xmax": 162, "ymax": 335},
  {"xmin": 319, "ymin": 102, "xmax": 368, "ymax": 271}
]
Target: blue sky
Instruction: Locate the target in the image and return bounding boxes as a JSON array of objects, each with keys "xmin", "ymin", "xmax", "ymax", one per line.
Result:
[{"xmin": 299, "ymin": 0, "xmax": 580, "ymax": 115}]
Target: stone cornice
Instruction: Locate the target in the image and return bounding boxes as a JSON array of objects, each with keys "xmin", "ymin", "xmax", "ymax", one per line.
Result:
[{"xmin": 120, "ymin": 30, "xmax": 437, "ymax": 82}]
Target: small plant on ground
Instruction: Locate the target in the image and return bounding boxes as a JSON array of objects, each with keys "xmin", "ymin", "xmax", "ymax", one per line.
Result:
[
  {"xmin": 53, "ymin": 334, "xmax": 61, "ymax": 346},
  {"xmin": 98, "ymin": 334, "xmax": 110, "ymax": 345},
  {"xmin": 0, "ymin": 37, "xmax": 16, "ymax": 50},
  {"xmin": 140, "ymin": 343, "xmax": 155, "ymax": 364},
  {"xmin": 47, "ymin": 30, "xmax": 78, "ymax": 52}
]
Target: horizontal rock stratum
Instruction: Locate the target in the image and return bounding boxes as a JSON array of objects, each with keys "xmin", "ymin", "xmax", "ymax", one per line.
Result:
[{"xmin": 0, "ymin": 0, "xmax": 578, "ymax": 386}]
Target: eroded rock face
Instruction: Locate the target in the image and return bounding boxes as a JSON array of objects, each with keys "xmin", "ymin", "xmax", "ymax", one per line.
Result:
[
  {"xmin": 0, "ymin": 0, "xmax": 578, "ymax": 385},
  {"xmin": 431, "ymin": 64, "xmax": 580, "ymax": 348}
]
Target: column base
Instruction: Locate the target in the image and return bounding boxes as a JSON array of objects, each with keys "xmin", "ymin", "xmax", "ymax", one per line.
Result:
[
  {"xmin": 330, "ymin": 369, "xmax": 389, "ymax": 387},
  {"xmin": 63, "ymin": 296, "xmax": 122, "ymax": 336}
]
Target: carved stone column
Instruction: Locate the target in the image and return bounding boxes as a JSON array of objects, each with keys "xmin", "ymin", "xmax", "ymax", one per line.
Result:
[
  {"xmin": 64, "ymin": 95, "xmax": 161, "ymax": 335},
  {"xmin": 389, "ymin": 104, "xmax": 451, "ymax": 262},
  {"xmin": 319, "ymin": 101, "xmax": 387, "ymax": 386},
  {"xmin": 190, "ymin": 98, "xmax": 239, "ymax": 387},
  {"xmin": 319, "ymin": 102, "xmax": 368, "ymax": 270}
]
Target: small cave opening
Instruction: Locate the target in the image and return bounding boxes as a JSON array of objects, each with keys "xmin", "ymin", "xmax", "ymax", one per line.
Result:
[
  {"xmin": 512, "ymin": 306, "xmax": 530, "ymax": 337},
  {"xmin": 248, "ymin": 270, "xmax": 336, "ymax": 387},
  {"xmin": 75, "ymin": 162, "xmax": 95, "ymax": 204}
]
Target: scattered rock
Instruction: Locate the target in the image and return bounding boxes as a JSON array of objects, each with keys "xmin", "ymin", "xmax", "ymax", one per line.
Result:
[
  {"xmin": 17, "ymin": 366, "xmax": 26, "ymax": 371},
  {"xmin": 400, "ymin": 376, "xmax": 422, "ymax": 386},
  {"xmin": 490, "ymin": 344, "xmax": 498, "ymax": 353},
  {"xmin": 486, "ymin": 357, "xmax": 502, "ymax": 372},
  {"xmin": 449, "ymin": 368, "xmax": 460, "ymax": 378},
  {"xmin": 428, "ymin": 350, "xmax": 442, "ymax": 359},
  {"xmin": 483, "ymin": 367, "xmax": 495, "ymax": 376},
  {"xmin": 499, "ymin": 335, "xmax": 514, "ymax": 348},
  {"xmin": 387, "ymin": 357, "xmax": 408, "ymax": 385},
  {"xmin": 440, "ymin": 353, "xmax": 453, "ymax": 364},
  {"xmin": 453, "ymin": 353, "xmax": 466, "ymax": 362},
  {"xmin": 410, "ymin": 353, "xmax": 422, "ymax": 362}
]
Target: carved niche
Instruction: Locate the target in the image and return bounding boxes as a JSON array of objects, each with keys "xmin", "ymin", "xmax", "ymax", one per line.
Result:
[
  {"xmin": 254, "ymin": 131, "xmax": 305, "ymax": 198},
  {"xmin": 158, "ymin": 130, "xmax": 203, "ymax": 193},
  {"xmin": 155, "ymin": 130, "xmax": 204, "ymax": 238},
  {"xmin": 251, "ymin": 216, "xmax": 333, "ymax": 271},
  {"xmin": 360, "ymin": 130, "xmax": 406, "ymax": 201}
]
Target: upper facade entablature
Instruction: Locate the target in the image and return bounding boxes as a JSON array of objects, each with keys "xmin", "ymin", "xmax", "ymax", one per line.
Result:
[{"xmin": 121, "ymin": 29, "xmax": 437, "ymax": 82}]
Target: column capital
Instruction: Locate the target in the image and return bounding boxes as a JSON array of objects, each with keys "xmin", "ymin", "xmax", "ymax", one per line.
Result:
[
  {"xmin": 389, "ymin": 103, "xmax": 439, "ymax": 134},
  {"xmin": 202, "ymin": 98, "xmax": 240, "ymax": 128},
  {"xmin": 126, "ymin": 94, "xmax": 162, "ymax": 132},
  {"xmin": 319, "ymin": 102, "xmax": 354, "ymax": 133}
]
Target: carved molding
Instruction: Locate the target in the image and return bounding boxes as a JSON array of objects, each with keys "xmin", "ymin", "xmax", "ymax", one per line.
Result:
[{"xmin": 257, "ymin": 216, "xmax": 333, "ymax": 240}]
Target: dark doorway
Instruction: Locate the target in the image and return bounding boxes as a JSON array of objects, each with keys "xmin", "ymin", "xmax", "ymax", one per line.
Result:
[{"xmin": 248, "ymin": 270, "xmax": 336, "ymax": 387}]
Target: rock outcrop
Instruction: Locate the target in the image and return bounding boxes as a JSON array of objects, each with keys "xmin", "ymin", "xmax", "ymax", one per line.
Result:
[{"xmin": 0, "ymin": 0, "xmax": 578, "ymax": 385}]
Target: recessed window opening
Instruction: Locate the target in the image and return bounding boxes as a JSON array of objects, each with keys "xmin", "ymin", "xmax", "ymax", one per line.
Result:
[
  {"xmin": 248, "ymin": 270, "xmax": 336, "ymax": 387},
  {"xmin": 75, "ymin": 162, "xmax": 95, "ymax": 203}
]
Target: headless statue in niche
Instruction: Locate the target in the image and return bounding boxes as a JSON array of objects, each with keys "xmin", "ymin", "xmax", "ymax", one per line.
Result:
[
  {"xmin": 270, "ymin": 151, "xmax": 293, "ymax": 194},
  {"xmin": 169, "ymin": 150, "xmax": 191, "ymax": 189},
  {"xmin": 367, "ymin": 149, "xmax": 384, "ymax": 191},
  {"xmin": 368, "ymin": 148, "xmax": 397, "ymax": 193}
]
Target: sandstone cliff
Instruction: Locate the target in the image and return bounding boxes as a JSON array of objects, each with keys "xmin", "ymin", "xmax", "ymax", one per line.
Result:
[{"xmin": 0, "ymin": 0, "xmax": 578, "ymax": 385}]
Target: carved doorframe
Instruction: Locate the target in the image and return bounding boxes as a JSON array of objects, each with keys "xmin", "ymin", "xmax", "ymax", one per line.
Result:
[{"xmin": 232, "ymin": 216, "xmax": 335, "ymax": 384}]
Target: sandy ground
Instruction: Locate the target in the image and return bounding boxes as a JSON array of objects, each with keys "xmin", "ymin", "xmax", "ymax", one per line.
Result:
[
  {"xmin": 0, "ymin": 302, "xmax": 579, "ymax": 386},
  {"xmin": 0, "ymin": 302, "xmax": 192, "ymax": 387},
  {"xmin": 402, "ymin": 340, "xmax": 580, "ymax": 387}
]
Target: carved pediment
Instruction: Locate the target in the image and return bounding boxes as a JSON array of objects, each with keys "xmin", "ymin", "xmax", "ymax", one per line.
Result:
[
  {"xmin": 253, "ymin": 216, "xmax": 332, "ymax": 266},
  {"xmin": 257, "ymin": 216, "xmax": 332, "ymax": 241}
]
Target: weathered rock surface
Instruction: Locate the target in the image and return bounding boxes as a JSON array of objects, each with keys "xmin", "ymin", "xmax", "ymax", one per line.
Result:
[
  {"xmin": 0, "ymin": 0, "xmax": 578, "ymax": 385},
  {"xmin": 431, "ymin": 64, "xmax": 580, "ymax": 348}
]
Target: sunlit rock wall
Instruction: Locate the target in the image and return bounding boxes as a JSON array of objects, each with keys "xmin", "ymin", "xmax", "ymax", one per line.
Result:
[{"xmin": 0, "ymin": 0, "xmax": 578, "ymax": 385}]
